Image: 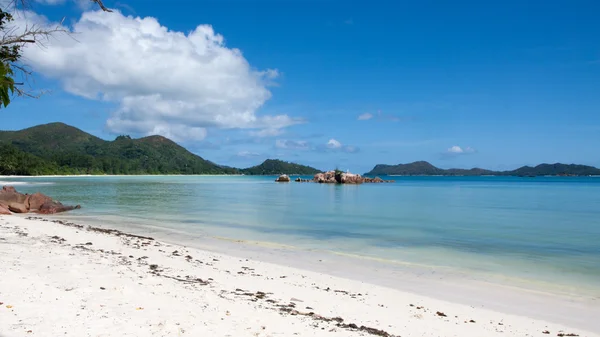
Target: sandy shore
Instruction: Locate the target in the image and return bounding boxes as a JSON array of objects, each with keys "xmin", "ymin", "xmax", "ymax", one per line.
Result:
[{"xmin": 0, "ymin": 216, "xmax": 597, "ymax": 337}]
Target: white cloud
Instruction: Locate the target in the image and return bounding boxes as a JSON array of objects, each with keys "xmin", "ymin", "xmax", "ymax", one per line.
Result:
[
  {"xmin": 16, "ymin": 10, "xmax": 301, "ymax": 141},
  {"xmin": 326, "ymin": 138, "xmax": 342, "ymax": 149},
  {"xmin": 357, "ymin": 112, "xmax": 373, "ymax": 121},
  {"xmin": 446, "ymin": 145, "xmax": 476, "ymax": 155},
  {"xmin": 74, "ymin": 0, "xmax": 94, "ymax": 10},
  {"xmin": 274, "ymin": 138, "xmax": 359, "ymax": 153},
  {"xmin": 447, "ymin": 145, "xmax": 464, "ymax": 154},
  {"xmin": 249, "ymin": 128, "xmax": 284, "ymax": 138},
  {"xmin": 275, "ymin": 139, "xmax": 310, "ymax": 150},
  {"xmin": 321, "ymin": 139, "xmax": 358, "ymax": 153},
  {"xmin": 236, "ymin": 151, "xmax": 261, "ymax": 158},
  {"xmin": 357, "ymin": 111, "xmax": 407, "ymax": 122}
]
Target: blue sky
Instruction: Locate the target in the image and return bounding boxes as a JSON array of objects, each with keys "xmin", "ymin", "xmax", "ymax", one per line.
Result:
[{"xmin": 3, "ymin": 0, "xmax": 600, "ymax": 173}]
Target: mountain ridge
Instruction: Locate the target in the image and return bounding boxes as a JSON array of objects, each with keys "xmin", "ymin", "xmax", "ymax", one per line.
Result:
[
  {"xmin": 0, "ymin": 123, "xmax": 321, "ymax": 176},
  {"xmin": 365, "ymin": 161, "xmax": 600, "ymax": 177},
  {"xmin": 0, "ymin": 122, "xmax": 235, "ymax": 175},
  {"xmin": 1, "ymin": 123, "xmax": 599, "ymax": 176}
]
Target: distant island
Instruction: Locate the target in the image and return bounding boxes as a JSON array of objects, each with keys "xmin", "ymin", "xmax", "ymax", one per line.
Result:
[
  {"xmin": 241, "ymin": 159, "xmax": 320, "ymax": 175},
  {"xmin": 1, "ymin": 123, "xmax": 598, "ymax": 177},
  {"xmin": 365, "ymin": 161, "xmax": 600, "ymax": 177}
]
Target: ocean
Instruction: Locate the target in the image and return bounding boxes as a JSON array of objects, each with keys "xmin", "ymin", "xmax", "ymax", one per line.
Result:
[{"xmin": 3, "ymin": 175, "xmax": 600, "ymax": 297}]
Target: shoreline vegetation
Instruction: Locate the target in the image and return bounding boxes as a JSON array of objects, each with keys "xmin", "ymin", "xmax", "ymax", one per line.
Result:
[
  {"xmin": 0, "ymin": 215, "xmax": 597, "ymax": 336},
  {"xmin": 1, "ymin": 122, "xmax": 600, "ymax": 177}
]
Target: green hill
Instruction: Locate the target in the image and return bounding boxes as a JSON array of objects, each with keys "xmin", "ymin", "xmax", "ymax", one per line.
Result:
[
  {"xmin": 241, "ymin": 159, "xmax": 321, "ymax": 175},
  {"xmin": 0, "ymin": 122, "xmax": 106, "ymax": 157},
  {"xmin": 0, "ymin": 122, "xmax": 237, "ymax": 175},
  {"xmin": 365, "ymin": 161, "xmax": 600, "ymax": 176},
  {"xmin": 367, "ymin": 161, "xmax": 444, "ymax": 176}
]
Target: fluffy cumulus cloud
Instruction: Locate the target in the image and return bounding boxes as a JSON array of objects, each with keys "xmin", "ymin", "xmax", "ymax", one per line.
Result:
[
  {"xmin": 16, "ymin": 10, "xmax": 301, "ymax": 142},
  {"xmin": 326, "ymin": 138, "xmax": 342, "ymax": 149},
  {"xmin": 445, "ymin": 145, "xmax": 476, "ymax": 155},
  {"xmin": 324, "ymin": 138, "xmax": 358, "ymax": 153},
  {"xmin": 357, "ymin": 113, "xmax": 373, "ymax": 121}
]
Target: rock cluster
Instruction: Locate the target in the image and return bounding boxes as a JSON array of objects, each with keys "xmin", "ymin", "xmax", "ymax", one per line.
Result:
[
  {"xmin": 313, "ymin": 171, "xmax": 337, "ymax": 183},
  {"xmin": 275, "ymin": 174, "xmax": 291, "ymax": 182},
  {"xmin": 363, "ymin": 177, "xmax": 387, "ymax": 183},
  {"xmin": 293, "ymin": 171, "xmax": 394, "ymax": 184},
  {"xmin": 0, "ymin": 186, "xmax": 81, "ymax": 215}
]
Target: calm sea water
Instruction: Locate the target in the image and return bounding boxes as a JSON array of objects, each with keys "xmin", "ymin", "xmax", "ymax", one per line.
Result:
[{"xmin": 3, "ymin": 175, "xmax": 600, "ymax": 294}]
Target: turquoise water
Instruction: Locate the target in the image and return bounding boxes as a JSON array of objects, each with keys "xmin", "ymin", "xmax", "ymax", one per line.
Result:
[{"xmin": 3, "ymin": 175, "xmax": 600, "ymax": 294}]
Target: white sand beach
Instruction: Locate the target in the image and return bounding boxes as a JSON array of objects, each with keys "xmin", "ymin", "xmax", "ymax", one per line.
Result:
[{"xmin": 0, "ymin": 215, "xmax": 598, "ymax": 337}]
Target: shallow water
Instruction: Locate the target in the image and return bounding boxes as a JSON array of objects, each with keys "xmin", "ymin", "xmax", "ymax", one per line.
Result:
[{"xmin": 4, "ymin": 175, "xmax": 600, "ymax": 295}]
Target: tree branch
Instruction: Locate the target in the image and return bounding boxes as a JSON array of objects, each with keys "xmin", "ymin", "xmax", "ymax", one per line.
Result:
[
  {"xmin": 0, "ymin": 23, "xmax": 68, "ymax": 47},
  {"xmin": 91, "ymin": 0, "xmax": 113, "ymax": 12},
  {"xmin": 0, "ymin": 0, "xmax": 114, "ymax": 108}
]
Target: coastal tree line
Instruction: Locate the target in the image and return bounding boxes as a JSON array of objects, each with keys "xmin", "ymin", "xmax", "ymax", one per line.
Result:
[{"xmin": 0, "ymin": 142, "xmax": 233, "ymax": 175}]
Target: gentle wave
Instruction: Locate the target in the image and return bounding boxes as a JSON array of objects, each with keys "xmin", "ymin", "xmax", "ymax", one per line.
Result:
[{"xmin": 0, "ymin": 181, "xmax": 55, "ymax": 186}]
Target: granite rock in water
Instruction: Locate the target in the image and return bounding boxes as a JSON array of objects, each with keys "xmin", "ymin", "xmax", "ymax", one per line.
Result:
[
  {"xmin": 314, "ymin": 170, "xmax": 364, "ymax": 184},
  {"xmin": 363, "ymin": 177, "xmax": 391, "ymax": 183},
  {"xmin": 314, "ymin": 171, "xmax": 337, "ymax": 183},
  {"xmin": 311, "ymin": 171, "xmax": 394, "ymax": 184},
  {"xmin": 340, "ymin": 173, "xmax": 363, "ymax": 184},
  {"xmin": 28, "ymin": 192, "xmax": 54, "ymax": 211},
  {"xmin": 0, "ymin": 186, "xmax": 28, "ymax": 204},
  {"xmin": 37, "ymin": 201, "xmax": 81, "ymax": 214},
  {"xmin": 0, "ymin": 185, "xmax": 80, "ymax": 215},
  {"xmin": 275, "ymin": 174, "xmax": 291, "ymax": 182}
]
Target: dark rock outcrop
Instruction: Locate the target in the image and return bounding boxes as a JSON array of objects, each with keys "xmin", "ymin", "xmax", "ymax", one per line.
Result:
[
  {"xmin": 0, "ymin": 185, "xmax": 80, "ymax": 215},
  {"xmin": 38, "ymin": 202, "xmax": 81, "ymax": 214},
  {"xmin": 334, "ymin": 171, "xmax": 343, "ymax": 184}
]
